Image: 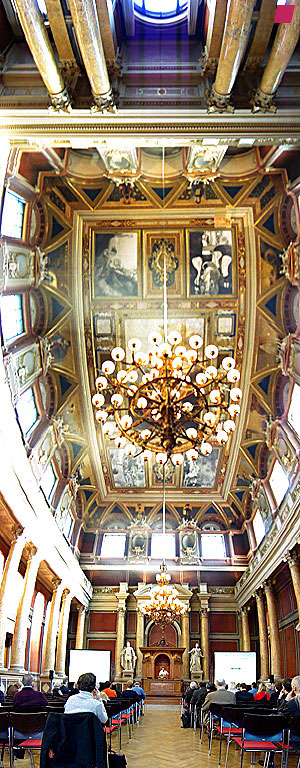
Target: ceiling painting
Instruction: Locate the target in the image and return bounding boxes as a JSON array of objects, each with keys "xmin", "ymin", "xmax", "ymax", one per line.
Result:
[{"xmin": 16, "ymin": 146, "xmax": 293, "ymax": 543}]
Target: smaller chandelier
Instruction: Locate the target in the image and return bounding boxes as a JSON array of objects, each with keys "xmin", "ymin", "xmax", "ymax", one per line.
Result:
[
  {"xmin": 91, "ymin": 330, "xmax": 242, "ymax": 462},
  {"xmin": 140, "ymin": 564, "xmax": 188, "ymax": 629}
]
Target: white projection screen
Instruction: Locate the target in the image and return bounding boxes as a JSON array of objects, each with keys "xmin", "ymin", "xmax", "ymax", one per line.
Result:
[
  {"xmin": 214, "ymin": 652, "xmax": 256, "ymax": 685},
  {"xmin": 69, "ymin": 650, "xmax": 111, "ymax": 685}
]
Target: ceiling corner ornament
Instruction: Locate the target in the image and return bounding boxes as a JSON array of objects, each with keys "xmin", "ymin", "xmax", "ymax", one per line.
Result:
[{"xmin": 90, "ymin": 89, "xmax": 118, "ymax": 114}]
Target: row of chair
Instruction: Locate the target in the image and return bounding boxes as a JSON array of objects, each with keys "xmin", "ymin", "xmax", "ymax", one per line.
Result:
[
  {"xmin": 0, "ymin": 696, "xmax": 144, "ymax": 767},
  {"xmin": 194, "ymin": 702, "xmax": 300, "ymax": 768}
]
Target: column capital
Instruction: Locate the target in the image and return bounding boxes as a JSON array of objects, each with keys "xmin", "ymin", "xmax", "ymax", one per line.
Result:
[
  {"xmin": 264, "ymin": 579, "xmax": 274, "ymax": 594},
  {"xmin": 61, "ymin": 587, "xmax": 71, "ymax": 600},
  {"xmin": 255, "ymin": 587, "xmax": 265, "ymax": 600},
  {"xmin": 285, "ymin": 550, "xmax": 299, "ymax": 567},
  {"xmin": 200, "ymin": 607, "xmax": 210, "ymax": 617},
  {"xmin": 77, "ymin": 605, "xmax": 87, "ymax": 615},
  {"xmin": 51, "ymin": 578, "xmax": 62, "ymax": 591},
  {"xmin": 241, "ymin": 606, "xmax": 249, "ymax": 615},
  {"xmin": 11, "ymin": 524, "xmax": 24, "ymax": 542},
  {"xmin": 25, "ymin": 542, "xmax": 38, "ymax": 560}
]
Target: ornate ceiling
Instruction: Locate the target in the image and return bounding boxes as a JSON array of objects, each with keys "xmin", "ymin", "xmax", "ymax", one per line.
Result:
[{"xmin": 21, "ymin": 144, "xmax": 296, "ymax": 537}]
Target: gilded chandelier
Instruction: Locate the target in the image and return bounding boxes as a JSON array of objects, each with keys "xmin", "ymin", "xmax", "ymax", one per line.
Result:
[
  {"xmin": 91, "ymin": 326, "xmax": 242, "ymax": 463},
  {"xmin": 140, "ymin": 563, "xmax": 188, "ymax": 628}
]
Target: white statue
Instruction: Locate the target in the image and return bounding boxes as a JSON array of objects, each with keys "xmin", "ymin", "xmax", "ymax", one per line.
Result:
[
  {"xmin": 120, "ymin": 641, "xmax": 137, "ymax": 673},
  {"xmin": 158, "ymin": 667, "xmax": 169, "ymax": 679},
  {"xmin": 189, "ymin": 642, "xmax": 203, "ymax": 674}
]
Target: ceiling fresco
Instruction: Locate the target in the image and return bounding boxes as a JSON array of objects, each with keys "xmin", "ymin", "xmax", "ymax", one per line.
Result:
[{"xmin": 23, "ymin": 146, "xmax": 296, "ymax": 536}]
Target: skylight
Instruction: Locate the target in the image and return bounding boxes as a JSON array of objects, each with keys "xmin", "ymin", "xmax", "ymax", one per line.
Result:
[{"xmin": 134, "ymin": 0, "xmax": 188, "ymax": 23}]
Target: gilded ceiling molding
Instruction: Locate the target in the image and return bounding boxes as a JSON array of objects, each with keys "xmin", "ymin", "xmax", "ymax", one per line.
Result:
[
  {"xmin": 13, "ymin": 0, "xmax": 71, "ymax": 112},
  {"xmin": 1, "ymin": 113, "xmax": 300, "ymax": 144},
  {"xmin": 67, "ymin": 0, "xmax": 117, "ymax": 113},
  {"xmin": 252, "ymin": 0, "xmax": 300, "ymax": 113}
]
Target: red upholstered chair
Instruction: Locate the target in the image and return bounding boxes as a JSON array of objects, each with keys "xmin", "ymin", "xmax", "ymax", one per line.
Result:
[
  {"xmin": 231, "ymin": 712, "xmax": 288, "ymax": 768},
  {"xmin": 10, "ymin": 711, "xmax": 48, "ymax": 767}
]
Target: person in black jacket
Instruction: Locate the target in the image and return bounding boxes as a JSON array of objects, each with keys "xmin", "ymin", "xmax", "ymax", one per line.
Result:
[
  {"xmin": 120, "ymin": 682, "xmax": 139, "ymax": 703},
  {"xmin": 40, "ymin": 711, "xmax": 107, "ymax": 768},
  {"xmin": 236, "ymin": 683, "xmax": 255, "ymax": 704},
  {"xmin": 191, "ymin": 682, "xmax": 207, "ymax": 711}
]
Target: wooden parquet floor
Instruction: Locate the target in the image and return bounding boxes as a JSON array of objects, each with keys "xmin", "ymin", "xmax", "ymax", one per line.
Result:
[{"xmin": 5, "ymin": 710, "xmax": 300, "ymax": 768}]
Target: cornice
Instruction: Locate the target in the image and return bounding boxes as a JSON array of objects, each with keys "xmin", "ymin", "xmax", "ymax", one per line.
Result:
[{"xmin": 0, "ymin": 109, "xmax": 300, "ymax": 144}]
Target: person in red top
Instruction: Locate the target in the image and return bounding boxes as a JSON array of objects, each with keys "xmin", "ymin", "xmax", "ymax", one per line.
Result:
[
  {"xmin": 254, "ymin": 682, "xmax": 270, "ymax": 703},
  {"xmin": 101, "ymin": 681, "xmax": 117, "ymax": 698}
]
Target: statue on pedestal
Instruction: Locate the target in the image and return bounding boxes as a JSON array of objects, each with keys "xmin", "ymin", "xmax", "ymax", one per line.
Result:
[
  {"xmin": 189, "ymin": 642, "xmax": 203, "ymax": 674},
  {"xmin": 120, "ymin": 641, "xmax": 137, "ymax": 673}
]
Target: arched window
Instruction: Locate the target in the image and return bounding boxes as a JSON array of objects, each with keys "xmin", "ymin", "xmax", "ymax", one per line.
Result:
[
  {"xmin": 16, "ymin": 387, "xmax": 38, "ymax": 436},
  {"xmin": 0, "ymin": 294, "xmax": 24, "ymax": 345},
  {"xmin": 1, "ymin": 191, "xmax": 25, "ymax": 238},
  {"xmin": 252, "ymin": 510, "xmax": 265, "ymax": 547}
]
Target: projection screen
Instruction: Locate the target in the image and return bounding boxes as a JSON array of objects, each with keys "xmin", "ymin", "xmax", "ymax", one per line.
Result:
[
  {"xmin": 214, "ymin": 651, "xmax": 256, "ymax": 685},
  {"xmin": 69, "ymin": 649, "xmax": 111, "ymax": 684}
]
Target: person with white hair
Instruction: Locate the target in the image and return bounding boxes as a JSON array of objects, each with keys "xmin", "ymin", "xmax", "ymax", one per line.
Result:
[
  {"xmin": 13, "ymin": 673, "xmax": 48, "ymax": 710},
  {"xmin": 202, "ymin": 679, "xmax": 236, "ymax": 720}
]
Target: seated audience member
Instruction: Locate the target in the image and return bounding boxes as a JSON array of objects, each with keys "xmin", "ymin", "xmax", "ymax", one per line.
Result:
[
  {"xmin": 250, "ymin": 682, "xmax": 258, "ymax": 696},
  {"xmin": 254, "ymin": 682, "xmax": 270, "ymax": 703},
  {"xmin": 202, "ymin": 679, "xmax": 236, "ymax": 717},
  {"xmin": 120, "ymin": 683, "xmax": 139, "ymax": 703},
  {"xmin": 101, "ymin": 682, "xmax": 117, "ymax": 698},
  {"xmin": 277, "ymin": 679, "xmax": 292, "ymax": 709},
  {"xmin": 110, "ymin": 683, "xmax": 121, "ymax": 697},
  {"xmin": 6, "ymin": 682, "xmax": 22, "ymax": 698},
  {"xmin": 52, "ymin": 683, "xmax": 63, "ymax": 698},
  {"xmin": 206, "ymin": 682, "xmax": 217, "ymax": 693},
  {"xmin": 236, "ymin": 683, "xmax": 254, "ymax": 704},
  {"xmin": 229, "ymin": 682, "xmax": 238, "ymax": 693},
  {"xmin": 132, "ymin": 680, "xmax": 146, "ymax": 700},
  {"xmin": 0, "ymin": 688, "xmax": 4, "ymax": 704},
  {"xmin": 184, "ymin": 681, "xmax": 198, "ymax": 706},
  {"xmin": 13, "ymin": 674, "xmax": 48, "ymax": 710},
  {"xmin": 270, "ymin": 680, "xmax": 282, "ymax": 705},
  {"xmin": 191, "ymin": 682, "xmax": 207, "ymax": 710},
  {"xmin": 64, "ymin": 672, "xmax": 107, "ymax": 723},
  {"xmin": 60, "ymin": 677, "xmax": 69, "ymax": 694},
  {"xmin": 277, "ymin": 676, "xmax": 300, "ymax": 748}
]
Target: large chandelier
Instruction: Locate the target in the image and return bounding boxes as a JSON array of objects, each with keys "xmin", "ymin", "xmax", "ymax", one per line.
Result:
[
  {"xmin": 140, "ymin": 562, "xmax": 188, "ymax": 629},
  {"xmin": 91, "ymin": 310, "xmax": 242, "ymax": 464}
]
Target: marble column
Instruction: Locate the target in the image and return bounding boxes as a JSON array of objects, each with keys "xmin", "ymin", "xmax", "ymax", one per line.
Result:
[
  {"xmin": 246, "ymin": 520, "xmax": 257, "ymax": 552},
  {"xmin": 200, "ymin": 608, "xmax": 210, "ymax": 680},
  {"xmin": 42, "ymin": 579, "xmax": 63, "ymax": 674},
  {"xmin": 238, "ymin": 611, "xmax": 244, "ymax": 651},
  {"xmin": 55, "ymin": 589, "xmax": 72, "ymax": 676},
  {"xmin": 13, "ymin": 0, "xmax": 70, "ymax": 110},
  {"xmin": 75, "ymin": 606, "xmax": 86, "ymax": 650},
  {"xmin": 253, "ymin": 0, "xmax": 300, "ymax": 111},
  {"xmin": 241, "ymin": 607, "xmax": 251, "ymax": 651},
  {"xmin": 264, "ymin": 581, "xmax": 282, "ymax": 678},
  {"xmin": 0, "ymin": 527, "xmax": 25, "ymax": 668},
  {"xmin": 207, "ymin": 0, "xmax": 256, "ymax": 112},
  {"xmin": 255, "ymin": 588, "xmax": 269, "ymax": 679},
  {"xmin": 181, "ymin": 612, "xmax": 190, "ymax": 678},
  {"xmin": 115, "ymin": 609, "xmax": 126, "ymax": 678},
  {"xmin": 10, "ymin": 544, "xmax": 40, "ymax": 671},
  {"xmin": 135, "ymin": 609, "xmax": 144, "ymax": 678},
  {"xmin": 286, "ymin": 553, "xmax": 300, "ymax": 631},
  {"xmin": 67, "ymin": 0, "xmax": 116, "ymax": 112}
]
